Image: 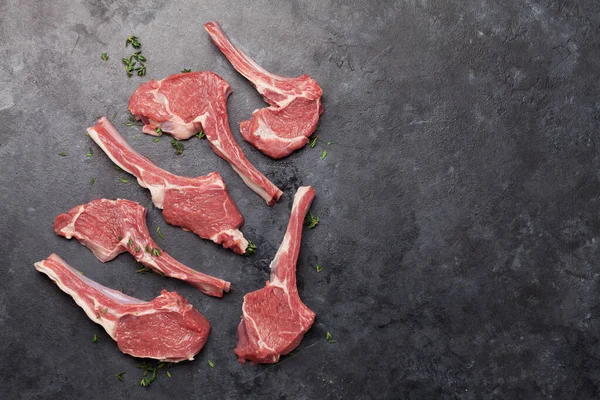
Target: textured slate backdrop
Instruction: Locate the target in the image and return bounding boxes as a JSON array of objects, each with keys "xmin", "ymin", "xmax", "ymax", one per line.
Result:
[{"xmin": 1, "ymin": 0, "xmax": 600, "ymax": 398}]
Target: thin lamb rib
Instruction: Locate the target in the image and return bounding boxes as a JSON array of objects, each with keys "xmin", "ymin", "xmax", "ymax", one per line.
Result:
[
  {"xmin": 54, "ymin": 199, "xmax": 231, "ymax": 298},
  {"xmin": 128, "ymin": 71, "xmax": 283, "ymax": 205},
  {"xmin": 205, "ymin": 21, "xmax": 324, "ymax": 159},
  {"xmin": 35, "ymin": 254, "xmax": 210, "ymax": 362},
  {"xmin": 87, "ymin": 117, "xmax": 249, "ymax": 254},
  {"xmin": 235, "ymin": 186, "xmax": 316, "ymax": 363}
]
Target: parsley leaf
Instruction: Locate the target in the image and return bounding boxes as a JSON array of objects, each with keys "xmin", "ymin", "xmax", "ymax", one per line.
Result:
[{"xmin": 304, "ymin": 212, "xmax": 320, "ymax": 228}]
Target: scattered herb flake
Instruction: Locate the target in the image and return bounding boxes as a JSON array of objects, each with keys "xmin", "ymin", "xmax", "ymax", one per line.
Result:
[
  {"xmin": 245, "ymin": 241, "xmax": 257, "ymax": 256},
  {"xmin": 136, "ymin": 266, "xmax": 151, "ymax": 274},
  {"xmin": 316, "ymin": 263, "xmax": 323, "ymax": 272},
  {"xmin": 115, "ymin": 372, "xmax": 126, "ymax": 381},
  {"xmin": 115, "ymin": 165, "xmax": 123, "ymax": 172},
  {"xmin": 171, "ymin": 139, "xmax": 184, "ymax": 155},
  {"xmin": 153, "ymin": 138, "xmax": 160, "ymax": 143},
  {"xmin": 155, "ymin": 127, "xmax": 162, "ymax": 136},
  {"xmin": 181, "ymin": 68, "xmax": 191, "ymax": 73},
  {"xmin": 86, "ymin": 147, "xmax": 93, "ymax": 157},
  {"xmin": 126, "ymin": 35, "xmax": 141, "ymax": 49},
  {"xmin": 156, "ymin": 226, "xmax": 164, "ymax": 240},
  {"xmin": 145, "ymin": 245, "xmax": 151, "ymax": 253},
  {"xmin": 151, "ymin": 248, "xmax": 162, "ymax": 257},
  {"xmin": 166, "ymin": 371, "xmax": 172, "ymax": 378},
  {"xmin": 119, "ymin": 177, "xmax": 129, "ymax": 183},
  {"xmin": 327, "ymin": 141, "xmax": 332, "ymax": 145},
  {"xmin": 196, "ymin": 129, "xmax": 206, "ymax": 139},
  {"xmin": 321, "ymin": 150, "xmax": 327, "ymax": 160},
  {"xmin": 309, "ymin": 135, "xmax": 318, "ymax": 148},
  {"xmin": 102, "ymin": 307, "xmax": 108, "ymax": 314},
  {"xmin": 136, "ymin": 64, "xmax": 146, "ymax": 77},
  {"xmin": 305, "ymin": 212, "xmax": 320, "ymax": 229},
  {"xmin": 92, "ymin": 334, "xmax": 99, "ymax": 343},
  {"xmin": 101, "ymin": 52, "xmax": 109, "ymax": 61},
  {"xmin": 90, "ymin": 178, "xmax": 96, "ymax": 185},
  {"xmin": 58, "ymin": 152, "xmax": 68, "ymax": 156},
  {"xmin": 128, "ymin": 238, "xmax": 133, "ymax": 248},
  {"xmin": 134, "ymin": 246, "xmax": 140, "ymax": 252},
  {"xmin": 208, "ymin": 360, "xmax": 215, "ymax": 368},
  {"xmin": 326, "ymin": 331, "xmax": 337, "ymax": 344},
  {"xmin": 111, "ymin": 113, "xmax": 117, "ymax": 120}
]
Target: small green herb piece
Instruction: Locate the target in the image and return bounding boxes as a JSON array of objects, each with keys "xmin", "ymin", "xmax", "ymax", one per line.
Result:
[
  {"xmin": 316, "ymin": 263, "xmax": 323, "ymax": 272},
  {"xmin": 90, "ymin": 178, "xmax": 96, "ymax": 185},
  {"xmin": 119, "ymin": 177, "xmax": 129, "ymax": 183},
  {"xmin": 166, "ymin": 371, "xmax": 172, "ymax": 378},
  {"xmin": 309, "ymin": 135, "xmax": 318, "ymax": 148},
  {"xmin": 102, "ymin": 307, "xmax": 108, "ymax": 314},
  {"xmin": 245, "ymin": 241, "xmax": 256, "ymax": 256},
  {"xmin": 151, "ymin": 248, "xmax": 162, "ymax": 257},
  {"xmin": 321, "ymin": 150, "xmax": 327, "ymax": 160},
  {"xmin": 135, "ymin": 246, "xmax": 140, "ymax": 252},
  {"xmin": 132, "ymin": 51, "xmax": 146, "ymax": 62},
  {"xmin": 304, "ymin": 212, "xmax": 320, "ymax": 228},
  {"xmin": 86, "ymin": 147, "xmax": 93, "ymax": 157},
  {"xmin": 128, "ymin": 238, "xmax": 133, "ymax": 248},
  {"xmin": 115, "ymin": 165, "xmax": 123, "ymax": 172},
  {"xmin": 145, "ymin": 245, "xmax": 151, "ymax": 253},
  {"xmin": 182, "ymin": 68, "xmax": 191, "ymax": 73},
  {"xmin": 136, "ymin": 64, "xmax": 146, "ymax": 77},
  {"xmin": 136, "ymin": 266, "xmax": 151, "ymax": 274},
  {"xmin": 208, "ymin": 360, "xmax": 215, "ymax": 368},
  {"xmin": 111, "ymin": 113, "xmax": 117, "ymax": 120},
  {"xmin": 171, "ymin": 139, "xmax": 184, "ymax": 155},
  {"xmin": 155, "ymin": 127, "xmax": 162, "ymax": 136},
  {"xmin": 92, "ymin": 334, "xmax": 99, "ymax": 343},
  {"xmin": 327, "ymin": 141, "xmax": 332, "ymax": 145},
  {"xmin": 101, "ymin": 52, "xmax": 109, "ymax": 61},
  {"xmin": 326, "ymin": 331, "xmax": 337, "ymax": 344},
  {"xmin": 137, "ymin": 362, "xmax": 165, "ymax": 387},
  {"xmin": 195, "ymin": 129, "xmax": 206, "ymax": 139},
  {"xmin": 115, "ymin": 372, "xmax": 126, "ymax": 381},
  {"xmin": 58, "ymin": 152, "xmax": 68, "ymax": 156},
  {"xmin": 156, "ymin": 226, "xmax": 164, "ymax": 240},
  {"xmin": 126, "ymin": 35, "xmax": 141, "ymax": 49},
  {"xmin": 153, "ymin": 138, "xmax": 160, "ymax": 143},
  {"xmin": 122, "ymin": 57, "xmax": 137, "ymax": 78}
]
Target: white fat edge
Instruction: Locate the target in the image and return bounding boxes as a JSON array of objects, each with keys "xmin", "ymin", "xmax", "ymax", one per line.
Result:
[
  {"xmin": 251, "ymin": 119, "xmax": 310, "ymax": 149},
  {"xmin": 241, "ymin": 305, "xmax": 277, "ymax": 354},
  {"xmin": 230, "ymin": 164, "xmax": 273, "ymax": 204},
  {"xmin": 210, "ymin": 229, "xmax": 248, "ymax": 251},
  {"xmin": 57, "ymin": 205, "xmax": 86, "ymax": 238}
]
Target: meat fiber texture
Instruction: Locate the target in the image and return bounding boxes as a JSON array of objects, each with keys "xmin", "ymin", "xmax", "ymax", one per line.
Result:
[
  {"xmin": 54, "ymin": 199, "xmax": 231, "ymax": 298},
  {"xmin": 35, "ymin": 254, "xmax": 210, "ymax": 362},
  {"xmin": 205, "ymin": 21, "xmax": 324, "ymax": 159},
  {"xmin": 235, "ymin": 186, "xmax": 316, "ymax": 363},
  {"xmin": 87, "ymin": 118, "xmax": 248, "ymax": 254},
  {"xmin": 128, "ymin": 71, "xmax": 283, "ymax": 205}
]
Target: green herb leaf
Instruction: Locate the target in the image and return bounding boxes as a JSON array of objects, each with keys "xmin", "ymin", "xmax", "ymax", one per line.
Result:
[
  {"xmin": 92, "ymin": 334, "xmax": 99, "ymax": 343},
  {"xmin": 134, "ymin": 246, "xmax": 140, "ymax": 252},
  {"xmin": 153, "ymin": 137, "xmax": 160, "ymax": 143},
  {"xmin": 316, "ymin": 263, "xmax": 323, "ymax": 272},
  {"xmin": 195, "ymin": 129, "xmax": 206, "ymax": 139},
  {"xmin": 304, "ymin": 212, "xmax": 320, "ymax": 229},
  {"xmin": 208, "ymin": 360, "xmax": 215, "ymax": 368},
  {"xmin": 115, "ymin": 165, "xmax": 123, "ymax": 172},
  {"xmin": 136, "ymin": 64, "xmax": 146, "ymax": 77},
  {"xmin": 309, "ymin": 135, "xmax": 318, "ymax": 148},
  {"xmin": 102, "ymin": 307, "xmax": 108, "ymax": 314},
  {"xmin": 321, "ymin": 150, "xmax": 327, "ymax": 160},
  {"xmin": 245, "ymin": 241, "xmax": 257, "ymax": 256},
  {"xmin": 86, "ymin": 147, "xmax": 93, "ymax": 157},
  {"xmin": 136, "ymin": 266, "xmax": 151, "ymax": 274},
  {"xmin": 119, "ymin": 177, "xmax": 129, "ymax": 183},
  {"xmin": 326, "ymin": 331, "xmax": 337, "ymax": 344},
  {"xmin": 58, "ymin": 152, "xmax": 68, "ymax": 156},
  {"xmin": 90, "ymin": 178, "xmax": 96, "ymax": 185},
  {"xmin": 327, "ymin": 141, "xmax": 332, "ymax": 145},
  {"xmin": 126, "ymin": 35, "xmax": 141, "ymax": 49},
  {"xmin": 101, "ymin": 52, "xmax": 109, "ymax": 61},
  {"xmin": 156, "ymin": 226, "xmax": 164, "ymax": 240},
  {"xmin": 151, "ymin": 248, "xmax": 162, "ymax": 257},
  {"xmin": 166, "ymin": 371, "xmax": 172, "ymax": 378},
  {"xmin": 155, "ymin": 127, "xmax": 162, "ymax": 136},
  {"xmin": 128, "ymin": 238, "xmax": 133, "ymax": 248},
  {"xmin": 181, "ymin": 68, "xmax": 191, "ymax": 73},
  {"xmin": 171, "ymin": 139, "xmax": 184, "ymax": 155},
  {"xmin": 115, "ymin": 372, "xmax": 126, "ymax": 381},
  {"xmin": 111, "ymin": 113, "xmax": 117, "ymax": 120},
  {"xmin": 145, "ymin": 245, "xmax": 151, "ymax": 253}
]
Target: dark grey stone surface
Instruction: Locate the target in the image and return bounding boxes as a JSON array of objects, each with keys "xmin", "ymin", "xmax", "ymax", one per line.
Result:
[{"xmin": 1, "ymin": 0, "xmax": 599, "ymax": 398}]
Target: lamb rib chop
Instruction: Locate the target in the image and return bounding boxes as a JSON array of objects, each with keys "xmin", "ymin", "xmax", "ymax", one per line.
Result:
[
  {"xmin": 54, "ymin": 199, "xmax": 231, "ymax": 298},
  {"xmin": 128, "ymin": 72, "xmax": 283, "ymax": 205},
  {"xmin": 205, "ymin": 21, "xmax": 324, "ymax": 159},
  {"xmin": 35, "ymin": 254, "xmax": 210, "ymax": 362},
  {"xmin": 87, "ymin": 117, "xmax": 249, "ymax": 254},
  {"xmin": 235, "ymin": 186, "xmax": 316, "ymax": 363}
]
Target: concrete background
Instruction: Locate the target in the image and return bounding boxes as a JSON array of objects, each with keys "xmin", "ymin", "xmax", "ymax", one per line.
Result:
[{"xmin": 1, "ymin": 0, "xmax": 600, "ymax": 398}]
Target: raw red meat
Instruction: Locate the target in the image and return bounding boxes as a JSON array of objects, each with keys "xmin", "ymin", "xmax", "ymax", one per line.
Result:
[
  {"xmin": 235, "ymin": 186, "xmax": 316, "ymax": 363},
  {"xmin": 128, "ymin": 72, "xmax": 283, "ymax": 205},
  {"xmin": 205, "ymin": 21, "xmax": 324, "ymax": 159},
  {"xmin": 54, "ymin": 199, "xmax": 231, "ymax": 298},
  {"xmin": 87, "ymin": 118, "xmax": 249, "ymax": 254},
  {"xmin": 35, "ymin": 254, "xmax": 210, "ymax": 362}
]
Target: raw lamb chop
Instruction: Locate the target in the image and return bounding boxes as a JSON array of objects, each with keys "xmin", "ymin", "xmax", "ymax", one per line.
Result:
[
  {"xmin": 87, "ymin": 117, "xmax": 249, "ymax": 254},
  {"xmin": 205, "ymin": 21, "xmax": 324, "ymax": 159},
  {"xmin": 35, "ymin": 254, "xmax": 210, "ymax": 362},
  {"xmin": 54, "ymin": 199, "xmax": 230, "ymax": 298},
  {"xmin": 235, "ymin": 186, "xmax": 316, "ymax": 363},
  {"xmin": 128, "ymin": 72, "xmax": 283, "ymax": 205}
]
